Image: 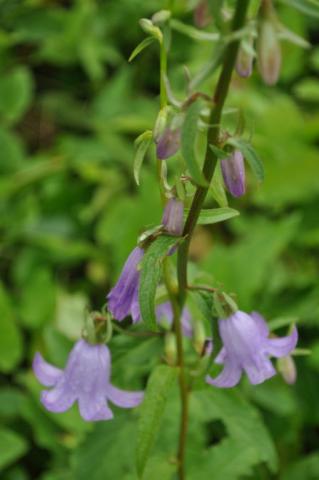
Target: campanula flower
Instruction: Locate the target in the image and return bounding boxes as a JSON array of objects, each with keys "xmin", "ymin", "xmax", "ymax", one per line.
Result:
[
  {"xmin": 162, "ymin": 198, "xmax": 184, "ymax": 236},
  {"xmin": 221, "ymin": 150, "xmax": 246, "ymax": 197},
  {"xmin": 107, "ymin": 247, "xmax": 143, "ymax": 323},
  {"xmin": 206, "ymin": 311, "xmax": 298, "ymax": 388},
  {"xmin": 33, "ymin": 339, "xmax": 143, "ymax": 421}
]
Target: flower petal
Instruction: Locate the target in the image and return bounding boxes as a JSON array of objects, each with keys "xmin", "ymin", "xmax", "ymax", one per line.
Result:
[
  {"xmin": 33, "ymin": 352, "xmax": 63, "ymax": 387},
  {"xmin": 79, "ymin": 395, "xmax": 113, "ymax": 422},
  {"xmin": 265, "ymin": 326, "xmax": 298, "ymax": 358},
  {"xmin": 214, "ymin": 347, "xmax": 227, "ymax": 365},
  {"xmin": 206, "ymin": 359, "xmax": 242, "ymax": 388},
  {"xmin": 41, "ymin": 381, "xmax": 76, "ymax": 413},
  {"xmin": 250, "ymin": 311, "xmax": 269, "ymax": 337},
  {"xmin": 108, "ymin": 385, "xmax": 144, "ymax": 408},
  {"xmin": 244, "ymin": 354, "xmax": 276, "ymax": 385}
]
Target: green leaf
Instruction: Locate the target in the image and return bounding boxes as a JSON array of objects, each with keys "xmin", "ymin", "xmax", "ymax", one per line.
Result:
[
  {"xmin": 19, "ymin": 267, "xmax": 56, "ymax": 329},
  {"xmin": 72, "ymin": 416, "xmax": 136, "ymax": 480},
  {"xmin": 136, "ymin": 365, "xmax": 178, "ymax": 478},
  {"xmin": 181, "ymin": 101, "xmax": 207, "ymax": 186},
  {"xmin": 0, "ymin": 67, "xmax": 33, "ymax": 126},
  {"xmin": 210, "ymin": 161, "xmax": 228, "ymax": 207},
  {"xmin": 228, "ymin": 138, "xmax": 264, "ymax": 181},
  {"xmin": 184, "ymin": 207, "xmax": 239, "ymax": 225},
  {"xmin": 129, "ymin": 37, "xmax": 156, "ymax": 62},
  {"xmin": 0, "ymin": 428, "xmax": 28, "ymax": 471},
  {"xmin": 189, "ymin": 389, "xmax": 278, "ymax": 479},
  {"xmin": 0, "ymin": 284, "xmax": 23, "ymax": 373},
  {"xmin": 133, "ymin": 131, "xmax": 153, "ymax": 185},
  {"xmin": 139, "ymin": 235, "xmax": 178, "ymax": 330},
  {"xmin": 279, "ymin": 0, "xmax": 319, "ymax": 18}
]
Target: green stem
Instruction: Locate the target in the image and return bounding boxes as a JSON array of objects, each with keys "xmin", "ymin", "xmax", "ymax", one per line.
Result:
[
  {"xmin": 160, "ymin": 41, "xmax": 168, "ymax": 108},
  {"xmin": 177, "ymin": 0, "xmax": 250, "ymax": 303},
  {"xmin": 174, "ymin": 2, "xmax": 250, "ymax": 479}
]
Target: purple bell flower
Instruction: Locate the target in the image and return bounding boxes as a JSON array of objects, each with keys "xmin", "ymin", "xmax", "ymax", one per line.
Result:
[
  {"xmin": 156, "ymin": 128, "xmax": 181, "ymax": 160},
  {"xmin": 33, "ymin": 339, "xmax": 143, "ymax": 421},
  {"xmin": 107, "ymin": 247, "xmax": 144, "ymax": 323},
  {"xmin": 206, "ymin": 311, "xmax": 298, "ymax": 388},
  {"xmin": 162, "ymin": 198, "xmax": 184, "ymax": 236},
  {"xmin": 156, "ymin": 301, "xmax": 193, "ymax": 337},
  {"xmin": 221, "ymin": 150, "xmax": 246, "ymax": 198}
]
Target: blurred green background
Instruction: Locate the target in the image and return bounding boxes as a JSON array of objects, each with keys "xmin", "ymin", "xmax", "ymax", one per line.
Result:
[{"xmin": 0, "ymin": 1, "xmax": 319, "ymax": 479}]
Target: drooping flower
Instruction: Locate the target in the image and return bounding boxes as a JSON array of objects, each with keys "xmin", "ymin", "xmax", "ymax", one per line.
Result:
[
  {"xmin": 156, "ymin": 128, "xmax": 181, "ymax": 160},
  {"xmin": 33, "ymin": 339, "xmax": 143, "ymax": 421},
  {"xmin": 221, "ymin": 150, "xmax": 246, "ymax": 197},
  {"xmin": 162, "ymin": 198, "xmax": 184, "ymax": 236},
  {"xmin": 107, "ymin": 247, "xmax": 143, "ymax": 323},
  {"xmin": 156, "ymin": 301, "xmax": 193, "ymax": 337},
  {"xmin": 206, "ymin": 311, "xmax": 298, "ymax": 388}
]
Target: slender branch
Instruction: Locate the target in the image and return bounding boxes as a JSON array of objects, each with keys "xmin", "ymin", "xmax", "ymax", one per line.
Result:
[
  {"xmin": 111, "ymin": 322, "xmax": 163, "ymax": 338},
  {"xmin": 174, "ymin": 2, "xmax": 250, "ymax": 479},
  {"xmin": 177, "ymin": 0, "xmax": 250, "ymax": 303}
]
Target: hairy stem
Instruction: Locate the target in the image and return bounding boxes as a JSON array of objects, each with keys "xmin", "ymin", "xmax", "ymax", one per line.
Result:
[{"xmin": 175, "ymin": 2, "xmax": 250, "ymax": 478}]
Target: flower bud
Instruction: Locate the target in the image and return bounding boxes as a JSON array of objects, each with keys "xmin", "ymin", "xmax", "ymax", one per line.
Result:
[
  {"xmin": 202, "ymin": 338, "xmax": 213, "ymax": 357},
  {"xmin": 277, "ymin": 355, "xmax": 297, "ymax": 385},
  {"xmin": 221, "ymin": 150, "xmax": 246, "ymax": 198},
  {"xmin": 162, "ymin": 198, "xmax": 184, "ymax": 236},
  {"xmin": 164, "ymin": 332, "xmax": 177, "ymax": 365},
  {"xmin": 193, "ymin": 321, "xmax": 207, "ymax": 356},
  {"xmin": 257, "ymin": 6, "xmax": 281, "ymax": 86},
  {"xmin": 236, "ymin": 37, "xmax": 254, "ymax": 78},
  {"xmin": 156, "ymin": 127, "xmax": 181, "ymax": 160}
]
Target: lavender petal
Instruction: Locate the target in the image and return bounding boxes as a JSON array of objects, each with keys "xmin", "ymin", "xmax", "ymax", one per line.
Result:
[
  {"xmin": 265, "ymin": 327, "xmax": 298, "ymax": 358},
  {"xmin": 108, "ymin": 385, "xmax": 144, "ymax": 408},
  {"xmin": 33, "ymin": 352, "xmax": 63, "ymax": 387}
]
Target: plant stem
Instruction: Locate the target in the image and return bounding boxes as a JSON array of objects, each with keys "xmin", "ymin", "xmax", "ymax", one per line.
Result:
[
  {"xmin": 175, "ymin": 2, "xmax": 250, "ymax": 479},
  {"xmin": 177, "ymin": 0, "xmax": 250, "ymax": 302}
]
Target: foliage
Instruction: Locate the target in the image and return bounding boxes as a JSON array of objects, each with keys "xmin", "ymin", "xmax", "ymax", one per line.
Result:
[{"xmin": 0, "ymin": 1, "xmax": 318, "ymax": 479}]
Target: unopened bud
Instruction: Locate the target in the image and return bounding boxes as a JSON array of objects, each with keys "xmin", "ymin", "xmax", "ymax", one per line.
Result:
[
  {"xmin": 139, "ymin": 18, "xmax": 163, "ymax": 43},
  {"xmin": 164, "ymin": 332, "xmax": 177, "ymax": 365},
  {"xmin": 277, "ymin": 355, "xmax": 297, "ymax": 385},
  {"xmin": 236, "ymin": 37, "xmax": 254, "ymax": 78},
  {"xmin": 202, "ymin": 337, "xmax": 213, "ymax": 357},
  {"xmin": 221, "ymin": 150, "xmax": 246, "ymax": 197},
  {"xmin": 156, "ymin": 127, "xmax": 181, "ymax": 160},
  {"xmin": 162, "ymin": 198, "xmax": 184, "ymax": 236},
  {"xmin": 152, "ymin": 10, "xmax": 171, "ymax": 25},
  {"xmin": 257, "ymin": 4, "xmax": 281, "ymax": 86}
]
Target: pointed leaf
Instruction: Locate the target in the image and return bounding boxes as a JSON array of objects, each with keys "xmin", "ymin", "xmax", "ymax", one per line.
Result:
[
  {"xmin": 134, "ymin": 131, "xmax": 153, "ymax": 185},
  {"xmin": 129, "ymin": 37, "xmax": 156, "ymax": 62},
  {"xmin": 181, "ymin": 101, "xmax": 207, "ymax": 186},
  {"xmin": 136, "ymin": 365, "xmax": 178, "ymax": 477},
  {"xmin": 139, "ymin": 235, "xmax": 178, "ymax": 330},
  {"xmin": 184, "ymin": 207, "xmax": 239, "ymax": 225}
]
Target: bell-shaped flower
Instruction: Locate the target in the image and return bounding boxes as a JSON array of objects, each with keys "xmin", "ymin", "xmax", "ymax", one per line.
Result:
[
  {"xmin": 33, "ymin": 339, "xmax": 143, "ymax": 421},
  {"xmin": 156, "ymin": 301, "xmax": 192, "ymax": 337},
  {"xmin": 162, "ymin": 198, "xmax": 184, "ymax": 236},
  {"xmin": 206, "ymin": 311, "xmax": 298, "ymax": 388},
  {"xmin": 221, "ymin": 150, "xmax": 246, "ymax": 198},
  {"xmin": 107, "ymin": 246, "xmax": 143, "ymax": 323},
  {"xmin": 156, "ymin": 127, "xmax": 181, "ymax": 160}
]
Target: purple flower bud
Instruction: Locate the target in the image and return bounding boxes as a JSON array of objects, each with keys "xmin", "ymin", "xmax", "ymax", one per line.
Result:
[
  {"xmin": 257, "ymin": 19, "xmax": 281, "ymax": 86},
  {"xmin": 107, "ymin": 247, "xmax": 143, "ymax": 323},
  {"xmin": 236, "ymin": 39, "xmax": 254, "ymax": 78},
  {"xmin": 206, "ymin": 311, "xmax": 298, "ymax": 388},
  {"xmin": 162, "ymin": 198, "xmax": 184, "ymax": 236},
  {"xmin": 33, "ymin": 339, "xmax": 143, "ymax": 421},
  {"xmin": 156, "ymin": 128, "xmax": 181, "ymax": 160},
  {"xmin": 221, "ymin": 150, "xmax": 245, "ymax": 197},
  {"xmin": 194, "ymin": 0, "xmax": 211, "ymax": 29}
]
